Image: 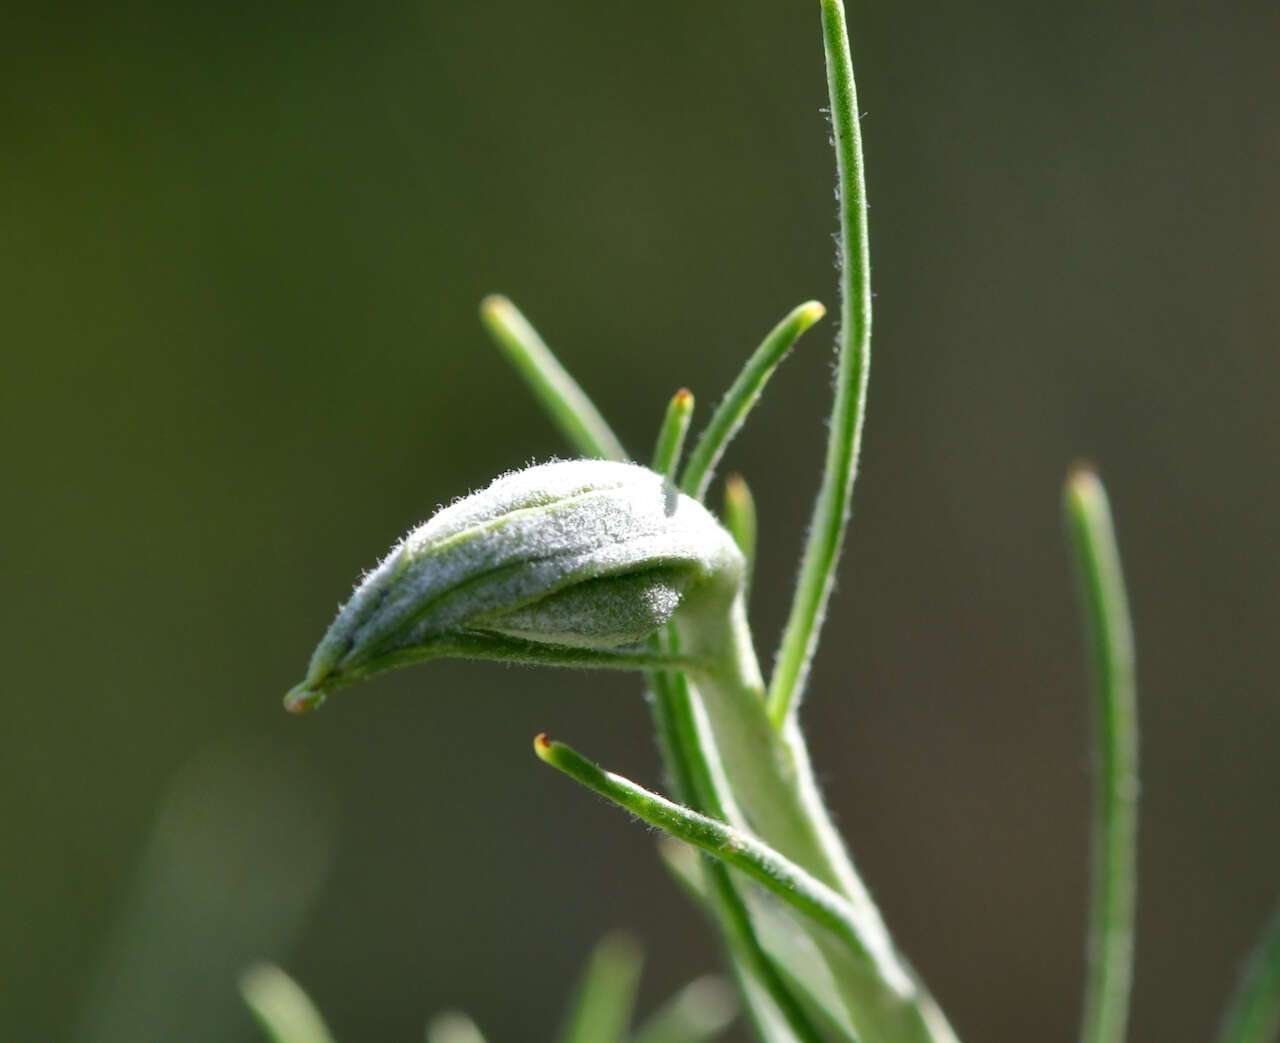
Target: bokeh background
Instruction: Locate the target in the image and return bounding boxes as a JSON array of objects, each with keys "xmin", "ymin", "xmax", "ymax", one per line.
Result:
[{"xmin": 4, "ymin": 0, "xmax": 1278, "ymax": 1040}]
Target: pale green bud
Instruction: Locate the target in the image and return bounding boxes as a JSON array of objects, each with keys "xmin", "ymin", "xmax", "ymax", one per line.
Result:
[{"xmin": 285, "ymin": 460, "xmax": 743, "ymax": 712}]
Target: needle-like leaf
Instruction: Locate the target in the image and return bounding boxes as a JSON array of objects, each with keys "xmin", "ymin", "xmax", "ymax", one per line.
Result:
[
  {"xmin": 646, "ymin": 657, "xmax": 828, "ymax": 1043},
  {"xmin": 630, "ymin": 976, "xmax": 736, "ymax": 1043},
  {"xmin": 721, "ymin": 475, "xmax": 757, "ymax": 605},
  {"xmin": 557, "ymin": 933, "xmax": 644, "ymax": 1043},
  {"xmin": 653, "ymin": 389, "xmax": 696, "ymax": 484},
  {"xmin": 680, "ymin": 302, "xmax": 825, "ymax": 501},
  {"xmin": 1064, "ymin": 466, "xmax": 1138, "ymax": 1043},
  {"xmin": 535, "ymin": 733, "xmax": 958, "ymax": 1041},
  {"xmin": 481, "ymin": 294, "xmax": 628, "ymax": 462},
  {"xmin": 425, "ymin": 1012, "xmax": 488, "ymax": 1043},
  {"xmin": 533, "ymin": 734, "xmax": 880, "ymax": 968},
  {"xmin": 658, "ymin": 841, "xmax": 859, "ymax": 1043},
  {"xmin": 239, "ymin": 964, "xmax": 336, "ymax": 1043},
  {"xmin": 1216, "ymin": 900, "xmax": 1280, "ymax": 1043}
]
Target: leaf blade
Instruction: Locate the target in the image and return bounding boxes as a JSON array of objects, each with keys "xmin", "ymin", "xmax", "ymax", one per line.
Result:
[{"xmin": 480, "ymin": 294, "xmax": 628, "ymax": 462}]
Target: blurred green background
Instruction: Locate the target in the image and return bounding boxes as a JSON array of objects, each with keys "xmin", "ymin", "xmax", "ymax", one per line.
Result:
[{"xmin": 4, "ymin": 0, "xmax": 1277, "ymax": 1040}]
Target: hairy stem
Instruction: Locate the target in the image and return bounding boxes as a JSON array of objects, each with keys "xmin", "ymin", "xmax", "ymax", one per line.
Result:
[
  {"xmin": 768, "ymin": 0, "xmax": 873, "ymax": 726},
  {"xmin": 675, "ymin": 596, "xmax": 957, "ymax": 1043},
  {"xmin": 647, "ymin": 637, "xmax": 826, "ymax": 1041}
]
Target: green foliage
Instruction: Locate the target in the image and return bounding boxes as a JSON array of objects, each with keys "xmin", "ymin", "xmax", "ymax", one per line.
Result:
[
  {"xmin": 242, "ymin": 939, "xmax": 735, "ymax": 1043},
  {"xmin": 240, "ymin": 965, "xmax": 336, "ymax": 1043},
  {"xmin": 272, "ymin": 1, "xmax": 1278, "ymax": 1041}
]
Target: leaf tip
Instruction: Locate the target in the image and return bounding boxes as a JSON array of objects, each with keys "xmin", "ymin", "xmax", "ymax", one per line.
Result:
[
  {"xmin": 1065, "ymin": 459, "xmax": 1104, "ymax": 504},
  {"xmin": 283, "ymin": 682, "xmax": 325, "ymax": 715},
  {"xmin": 479, "ymin": 293, "xmax": 511, "ymax": 317},
  {"xmin": 798, "ymin": 299, "xmax": 827, "ymax": 325}
]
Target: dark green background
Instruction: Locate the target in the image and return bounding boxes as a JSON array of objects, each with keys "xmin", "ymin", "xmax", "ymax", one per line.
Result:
[{"xmin": 4, "ymin": 1, "xmax": 1277, "ymax": 1040}]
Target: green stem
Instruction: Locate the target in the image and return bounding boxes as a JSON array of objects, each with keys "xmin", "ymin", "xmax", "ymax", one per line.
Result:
[
  {"xmin": 681, "ymin": 595, "xmax": 864, "ymax": 899},
  {"xmin": 677, "ymin": 599, "xmax": 957, "ymax": 1043},
  {"xmin": 647, "ymin": 643, "xmax": 826, "ymax": 1042},
  {"xmin": 480, "ymin": 295, "xmax": 628, "ymax": 462},
  {"xmin": 658, "ymin": 839, "xmax": 861, "ymax": 1043},
  {"xmin": 700, "ymin": 861, "xmax": 831, "ymax": 1043},
  {"xmin": 1216, "ymin": 900, "xmax": 1280, "ymax": 1043},
  {"xmin": 767, "ymin": 0, "xmax": 873, "ymax": 727},
  {"xmin": 537, "ymin": 731, "xmax": 953, "ymax": 1043},
  {"xmin": 1064, "ymin": 466, "xmax": 1138, "ymax": 1043},
  {"xmin": 680, "ymin": 302, "xmax": 825, "ymax": 502},
  {"xmin": 653, "ymin": 389, "xmax": 696, "ymax": 483}
]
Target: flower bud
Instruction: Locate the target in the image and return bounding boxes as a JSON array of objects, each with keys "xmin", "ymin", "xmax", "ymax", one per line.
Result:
[{"xmin": 285, "ymin": 460, "xmax": 743, "ymax": 711}]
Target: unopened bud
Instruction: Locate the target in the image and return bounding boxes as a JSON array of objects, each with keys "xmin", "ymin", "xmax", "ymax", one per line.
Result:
[{"xmin": 285, "ymin": 460, "xmax": 743, "ymax": 712}]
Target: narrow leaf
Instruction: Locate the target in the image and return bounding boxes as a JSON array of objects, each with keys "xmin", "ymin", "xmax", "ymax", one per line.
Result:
[
  {"xmin": 480, "ymin": 294, "xmax": 628, "ymax": 462},
  {"xmin": 1064, "ymin": 466, "xmax": 1138, "ymax": 1043},
  {"xmin": 557, "ymin": 932, "xmax": 644, "ymax": 1043},
  {"xmin": 533, "ymin": 734, "xmax": 876, "ymax": 967},
  {"xmin": 1216, "ymin": 900, "xmax": 1280, "ymax": 1043},
  {"xmin": 767, "ymin": 0, "xmax": 872, "ymax": 726},
  {"xmin": 653, "ymin": 389, "xmax": 696, "ymax": 483},
  {"xmin": 701, "ymin": 861, "xmax": 834, "ymax": 1043},
  {"xmin": 239, "ymin": 964, "xmax": 335, "ymax": 1043},
  {"xmin": 721, "ymin": 474, "xmax": 757, "ymax": 605},
  {"xmin": 630, "ymin": 976, "xmax": 736, "ymax": 1043},
  {"xmin": 426, "ymin": 1011, "xmax": 488, "ymax": 1043},
  {"xmin": 679, "ymin": 301, "xmax": 825, "ymax": 501},
  {"xmin": 658, "ymin": 840, "xmax": 859, "ymax": 1043}
]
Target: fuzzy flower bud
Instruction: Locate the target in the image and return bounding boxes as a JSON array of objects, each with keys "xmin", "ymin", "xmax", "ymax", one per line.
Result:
[{"xmin": 285, "ymin": 460, "xmax": 743, "ymax": 712}]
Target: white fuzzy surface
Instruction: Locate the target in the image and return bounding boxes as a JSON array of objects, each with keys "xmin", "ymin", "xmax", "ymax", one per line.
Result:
[{"xmin": 307, "ymin": 460, "xmax": 742, "ymax": 684}]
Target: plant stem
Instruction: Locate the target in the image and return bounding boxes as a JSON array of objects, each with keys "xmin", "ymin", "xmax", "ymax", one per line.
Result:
[
  {"xmin": 1064, "ymin": 466, "xmax": 1138, "ymax": 1043},
  {"xmin": 680, "ymin": 302, "xmax": 825, "ymax": 502},
  {"xmin": 537, "ymin": 727, "xmax": 954, "ymax": 1043},
  {"xmin": 658, "ymin": 839, "xmax": 861, "ymax": 1043},
  {"xmin": 768, "ymin": 0, "xmax": 873, "ymax": 727},
  {"xmin": 647, "ymin": 641, "xmax": 827, "ymax": 1041},
  {"xmin": 1216, "ymin": 900, "xmax": 1280, "ymax": 1043},
  {"xmin": 678, "ymin": 601, "xmax": 957, "ymax": 1043},
  {"xmin": 480, "ymin": 295, "xmax": 628, "ymax": 462},
  {"xmin": 700, "ymin": 861, "xmax": 832, "ymax": 1043}
]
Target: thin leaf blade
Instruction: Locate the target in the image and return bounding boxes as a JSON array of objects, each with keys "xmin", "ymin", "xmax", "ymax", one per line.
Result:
[
  {"xmin": 680, "ymin": 301, "xmax": 825, "ymax": 501},
  {"xmin": 557, "ymin": 932, "xmax": 645, "ymax": 1043},
  {"xmin": 480, "ymin": 294, "xmax": 628, "ymax": 462},
  {"xmin": 1064, "ymin": 466, "xmax": 1138, "ymax": 1043}
]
